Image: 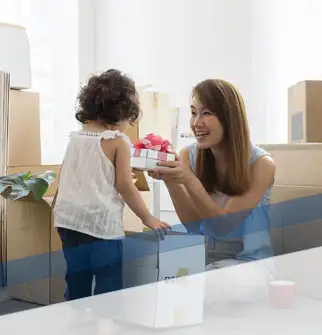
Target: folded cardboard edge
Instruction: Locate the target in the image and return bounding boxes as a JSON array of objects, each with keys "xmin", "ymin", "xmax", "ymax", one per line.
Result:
[
  {"xmin": 133, "ymin": 170, "xmax": 149, "ymax": 191},
  {"xmin": 0, "ymin": 194, "xmax": 55, "ymax": 205},
  {"xmin": 258, "ymin": 143, "xmax": 322, "ymax": 151}
]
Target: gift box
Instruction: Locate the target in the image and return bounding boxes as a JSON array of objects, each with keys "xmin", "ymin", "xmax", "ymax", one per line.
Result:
[
  {"xmin": 130, "ymin": 133, "xmax": 176, "ymax": 171},
  {"xmin": 130, "ymin": 148, "xmax": 176, "ymax": 170}
]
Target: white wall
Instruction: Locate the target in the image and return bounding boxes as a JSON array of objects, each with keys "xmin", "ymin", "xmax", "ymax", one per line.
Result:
[
  {"xmin": 78, "ymin": 0, "xmax": 97, "ymax": 86},
  {"xmin": 250, "ymin": 0, "xmax": 285, "ymax": 144},
  {"xmin": 91, "ymin": 0, "xmax": 264, "ymax": 222},
  {"xmin": 89, "ymin": 0, "xmax": 322, "ymax": 147},
  {"xmin": 92, "ymin": 0, "xmax": 257, "ymax": 220},
  {"xmin": 94, "ymin": 0, "xmax": 258, "ymax": 134},
  {"xmin": 90, "ymin": 0, "xmax": 322, "ymax": 224}
]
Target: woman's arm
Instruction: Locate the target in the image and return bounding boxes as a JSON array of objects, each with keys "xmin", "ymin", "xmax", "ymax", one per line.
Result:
[
  {"xmin": 184, "ymin": 155, "xmax": 275, "ymax": 217},
  {"xmin": 184, "ymin": 155, "xmax": 276, "ymax": 236},
  {"xmin": 155, "ymin": 151, "xmax": 276, "ymax": 236},
  {"xmin": 164, "ymin": 148, "xmax": 202, "ymax": 232}
]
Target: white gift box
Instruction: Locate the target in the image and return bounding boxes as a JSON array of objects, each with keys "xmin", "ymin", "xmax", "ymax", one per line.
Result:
[
  {"xmin": 121, "ymin": 231, "xmax": 205, "ymax": 328},
  {"xmin": 130, "ymin": 148, "xmax": 176, "ymax": 171}
]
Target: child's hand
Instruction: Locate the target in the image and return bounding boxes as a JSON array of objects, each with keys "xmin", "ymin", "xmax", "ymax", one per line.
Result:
[{"xmin": 143, "ymin": 216, "xmax": 171, "ymax": 240}]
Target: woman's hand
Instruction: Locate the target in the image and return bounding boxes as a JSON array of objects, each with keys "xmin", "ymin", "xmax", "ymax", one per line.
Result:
[{"xmin": 148, "ymin": 159, "xmax": 193, "ymax": 185}]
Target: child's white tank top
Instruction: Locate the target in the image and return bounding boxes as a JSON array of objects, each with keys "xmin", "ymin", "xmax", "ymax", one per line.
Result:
[{"xmin": 53, "ymin": 130, "xmax": 132, "ymax": 240}]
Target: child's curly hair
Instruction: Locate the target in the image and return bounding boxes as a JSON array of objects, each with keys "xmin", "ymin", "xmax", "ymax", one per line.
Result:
[{"xmin": 75, "ymin": 69, "xmax": 141, "ymax": 125}]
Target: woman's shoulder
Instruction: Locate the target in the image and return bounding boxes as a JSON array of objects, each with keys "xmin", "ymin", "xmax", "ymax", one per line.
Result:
[
  {"xmin": 250, "ymin": 144, "xmax": 273, "ymax": 165},
  {"xmin": 180, "ymin": 142, "xmax": 198, "ymax": 170},
  {"xmin": 185, "ymin": 142, "xmax": 198, "ymax": 155},
  {"xmin": 250, "ymin": 145, "xmax": 276, "ymax": 184}
]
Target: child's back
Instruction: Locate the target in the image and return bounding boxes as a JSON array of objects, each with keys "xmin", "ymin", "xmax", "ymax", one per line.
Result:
[{"xmin": 54, "ymin": 129, "xmax": 132, "ymax": 239}]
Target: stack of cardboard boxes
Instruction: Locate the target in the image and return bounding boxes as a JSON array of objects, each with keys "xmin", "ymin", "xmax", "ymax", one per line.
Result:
[
  {"xmin": 259, "ymin": 80, "xmax": 322, "ymax": 299},
  {"xmin": 1, "ymin": 79, "xmax": 61, "ymax": 304}
]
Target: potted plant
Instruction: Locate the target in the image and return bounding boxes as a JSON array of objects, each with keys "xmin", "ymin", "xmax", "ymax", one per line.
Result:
[{"xmin": 0, "ymin": 170, "xmax": 57, "ymax": 201}]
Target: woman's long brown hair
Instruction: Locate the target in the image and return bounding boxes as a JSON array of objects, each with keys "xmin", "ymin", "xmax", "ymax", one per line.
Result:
[{"xmin": 193, "ymin": 79, "xmax": 251, "ymax": 196}]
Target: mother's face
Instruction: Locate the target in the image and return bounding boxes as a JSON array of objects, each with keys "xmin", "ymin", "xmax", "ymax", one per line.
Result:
[{"xmin": 189, "ymin": 96, "xmax": 224, "ymax": 150}]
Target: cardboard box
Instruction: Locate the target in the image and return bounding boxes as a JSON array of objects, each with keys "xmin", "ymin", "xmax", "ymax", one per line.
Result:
[
  {"xmin": 125, "ymin": 90, "xmax": 169, "ymax": 143},
  {"xmin": 1, "ymin": 165, "xmax": 64, "ymax": 305},
  {"xmin": 259, "ymin": 143, "xmax": 322, "ymax": 186},
  {"xmin": 270, "ymin": 185, "xmax": 322, "ymax": 300},
  {"xmin": 123, "ymin": 192, "xmax": 152, "ymax": 232},
  {"xmin": 288, "ymin": 80, "xmax": 322, "ymax": 143},
  {"xmin": 8, "ymin": 89, "xmax": 41, "ymax": 166},
  {"xmin": 258, "ymin": 143, "xmax": 322, "ymax": 299},
  {"xmin": 137, "ymin": 89, "xmax": 172, "ymax": 140},
  {"xmin": 121, "ymin": 231, "xmax": 205, "ymax": 328},
  {"xmin": 131, "ymin": 148, "xmax": 176, "ymax": 171},
  {"xmin": 2, "ymin": 165, "xmax": 150, "ymax": 304}
]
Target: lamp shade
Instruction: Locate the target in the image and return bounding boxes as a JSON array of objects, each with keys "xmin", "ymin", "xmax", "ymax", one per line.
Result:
[{"xmin": 0, "ymin": 23, "xmax": 31, "ymax": 90}]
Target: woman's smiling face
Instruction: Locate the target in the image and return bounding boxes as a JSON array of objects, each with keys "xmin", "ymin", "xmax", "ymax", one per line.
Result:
[{"xmin": 190, "ymin": 95, "xmax": 224, "ymax": 150}]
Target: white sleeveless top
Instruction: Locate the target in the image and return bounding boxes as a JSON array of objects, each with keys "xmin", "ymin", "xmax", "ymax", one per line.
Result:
[{"xmin": 53, "ymin": 130, "xmax": 132, "ymax": 240}]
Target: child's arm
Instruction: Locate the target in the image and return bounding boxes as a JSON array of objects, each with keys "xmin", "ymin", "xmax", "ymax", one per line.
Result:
[{"xmin": 114, "ymin": 139, "xmax": 170, "ymax": 232}]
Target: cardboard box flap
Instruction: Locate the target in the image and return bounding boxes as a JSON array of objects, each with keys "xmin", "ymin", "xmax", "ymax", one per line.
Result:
[
  {"xmin": 43, "ymin": 196, "xmax": 55, "ymax": 207},
  {"xmin": 133, "ymin": 170, "xmax": 149, "ymax": 191}
]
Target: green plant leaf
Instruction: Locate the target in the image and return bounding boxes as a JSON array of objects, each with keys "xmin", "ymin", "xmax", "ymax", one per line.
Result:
[
  {"xmin": 0, "ymin": 170, "xmax": 57, "ymax": 201},
  {"xmin": 9, "ymin": 184, "xmax": 30, "ymax": 200},
  {"xmin": 24, "ymin": 178, "xmax": 49, "ymax": 201},
  {"xmin": 33, "ymin": 170, "xmax": 56, "ymax": 185},
  {"xmin": 0, "ymin": 176, "xmax": 22, "ymax": 184},
  {"xmin": 23, "ymin": 171, "xmax": 31, "ymax": 180}
]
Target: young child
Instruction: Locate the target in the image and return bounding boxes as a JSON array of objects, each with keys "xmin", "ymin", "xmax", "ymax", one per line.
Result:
[{"xmin": 53, "ymin": 69, "xmax": 170, "ymax": 331}]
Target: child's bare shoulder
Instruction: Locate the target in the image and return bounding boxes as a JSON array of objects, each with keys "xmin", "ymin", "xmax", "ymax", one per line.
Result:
[{"xmin": 101, "ymin": 136, "xmax": 130, "ymax": 153}]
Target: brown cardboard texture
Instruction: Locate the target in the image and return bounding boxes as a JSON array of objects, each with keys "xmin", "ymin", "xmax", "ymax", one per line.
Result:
[
  {"xmin": 8, "ymin": 89, "xmax": 41, "ymax": 166},
  {"xmin": 258, "ymin": 143, "xmax": 322, "ymax": 299},
  {"xmin": 123, "ymin": 191, "xmax": 152, "ymax": 232},
  {"xmin": 270, "ymin": 185, "xmax": 322, "ymax": 300},
  {"xmin": 2, "ymin": 165, "xmax": 64, "ymax": 305},
  {"xmin": 288, "ymin": 80, "xmax": 322, "ymax": 143},
  {"xmin": 259, "ymin": 143, "xmax": 322, "ymax": 186}
]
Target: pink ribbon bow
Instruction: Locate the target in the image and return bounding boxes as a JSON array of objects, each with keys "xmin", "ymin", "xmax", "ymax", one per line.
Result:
[{"xmin": 133, "ymin": 133, "xmax": 174, "ymax": 154}]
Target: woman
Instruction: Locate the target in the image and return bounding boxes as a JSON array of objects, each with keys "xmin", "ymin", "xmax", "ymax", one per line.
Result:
[{"xmin": 149, "ymin": 79, "xmax": 276, "ymax": 304}]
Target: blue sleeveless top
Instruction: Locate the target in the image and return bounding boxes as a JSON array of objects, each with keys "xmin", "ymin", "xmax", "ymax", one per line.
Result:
[{"xmin": 188, "ymin": 143, "xmax": 274, "ymax": 264}]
